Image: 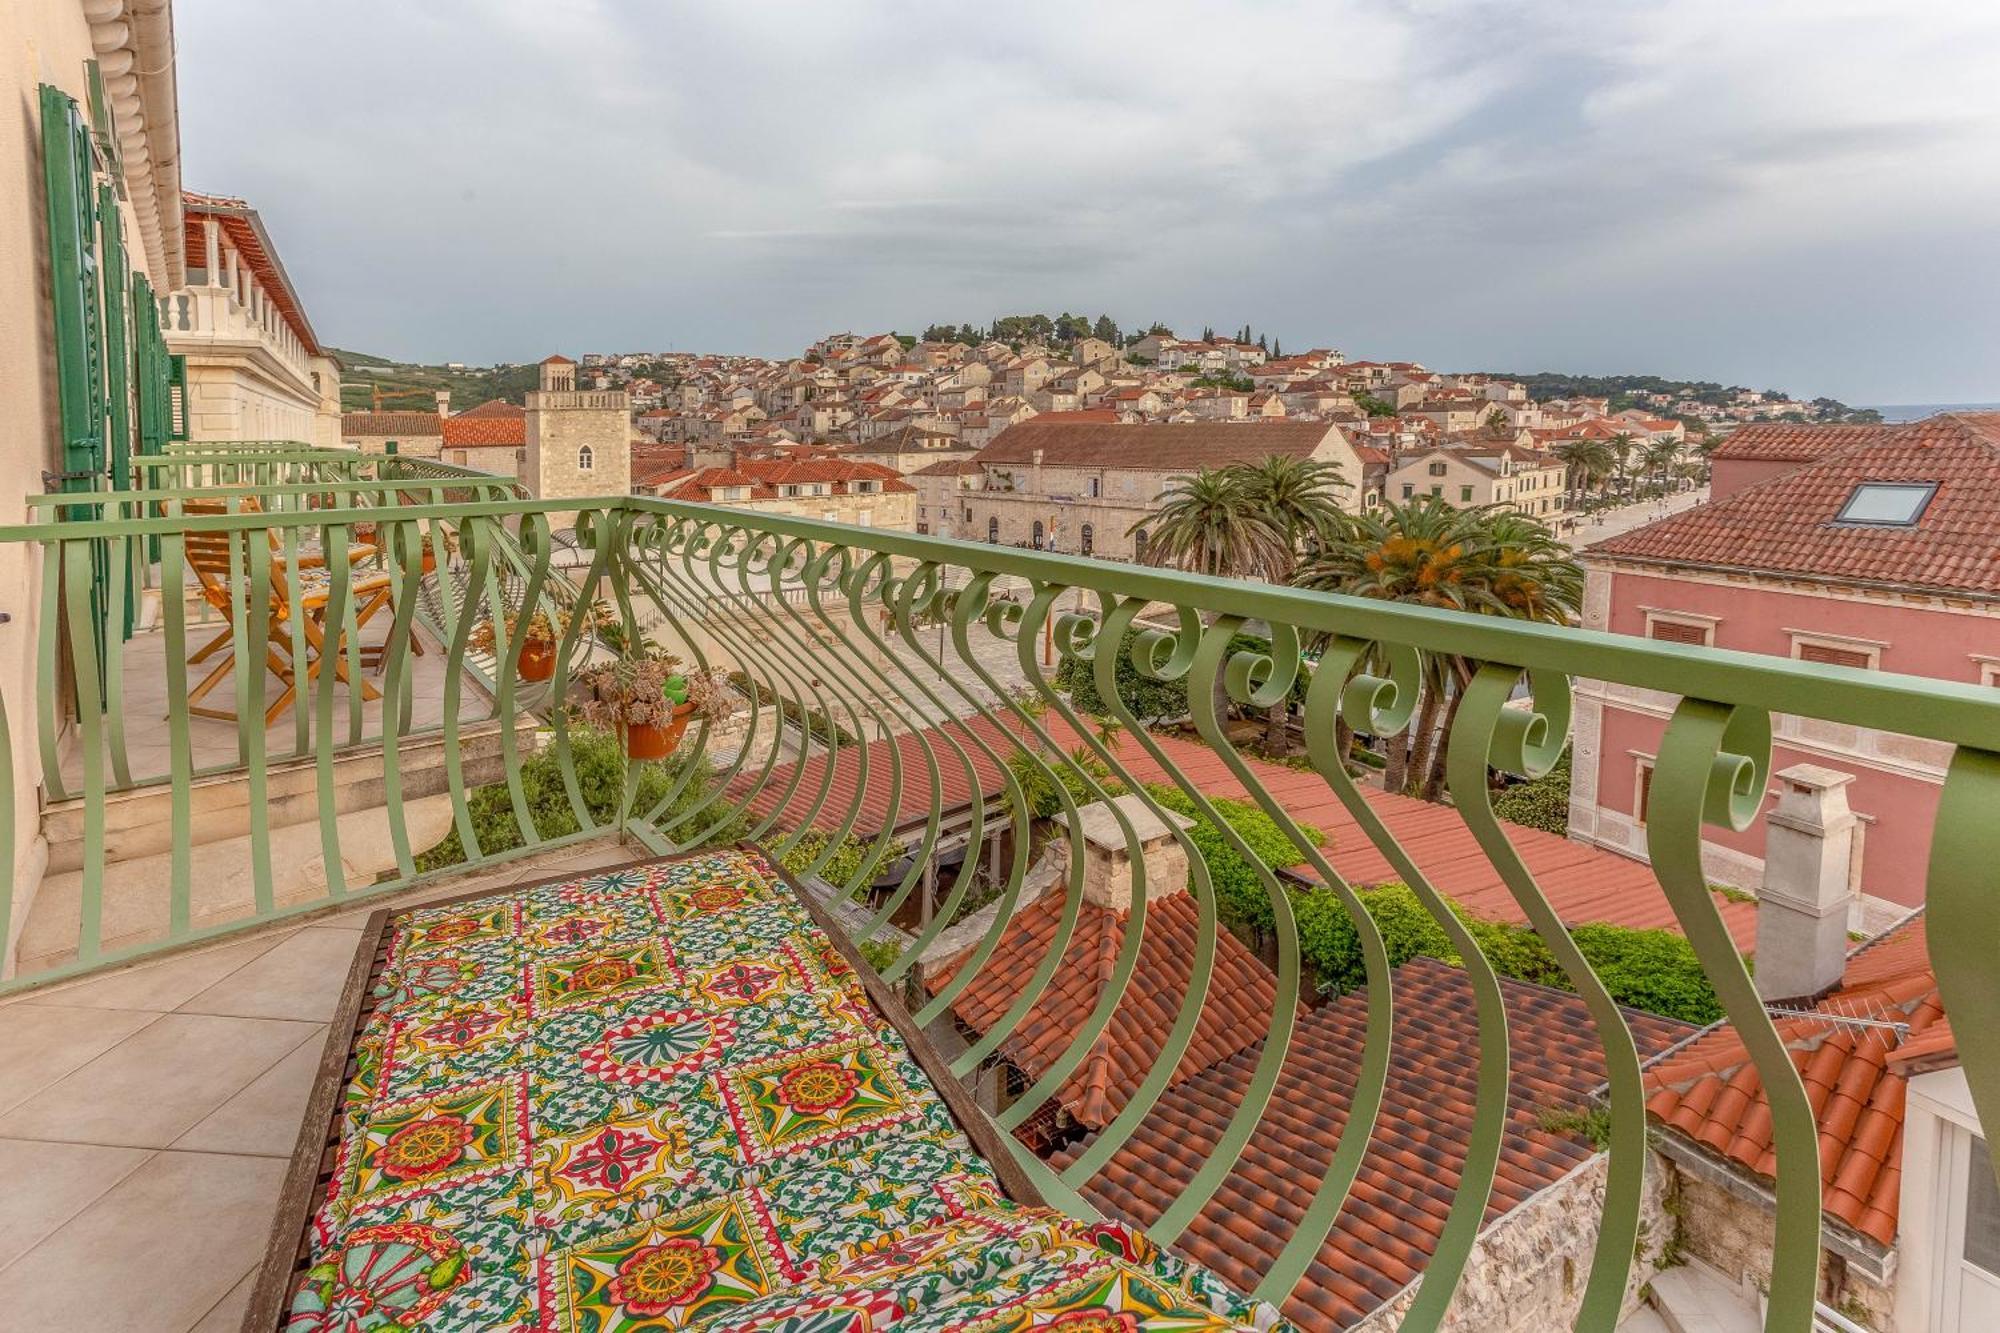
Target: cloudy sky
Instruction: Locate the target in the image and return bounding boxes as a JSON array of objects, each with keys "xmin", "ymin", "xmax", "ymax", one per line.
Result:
[{"xmin": 177, "ymin": 1, "xmax": 2000, "ymax": 404}]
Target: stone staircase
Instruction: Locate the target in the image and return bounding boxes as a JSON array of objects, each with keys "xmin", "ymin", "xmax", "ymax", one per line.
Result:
[{"xmin": 1625, "ymin": 1262, "xmax": 1762, "ymax": 1333}]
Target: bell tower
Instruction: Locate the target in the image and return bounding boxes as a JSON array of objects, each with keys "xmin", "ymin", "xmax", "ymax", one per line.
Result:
[{"xmin": 524, "ymin": 354, "xmax": 630, "ymax": 510}]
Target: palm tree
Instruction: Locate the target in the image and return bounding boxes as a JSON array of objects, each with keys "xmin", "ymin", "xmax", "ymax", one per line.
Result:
[
  {"xmin": 1641, "ymin": 437, "xmax": 1681, "ymax": 490},
  {"xmin": 1608, "ymin": 431, "xmax": 1638, "ymax": 494},
  {"xmin": 1295, "ymin": 497, "xmax": 1583, "ymax": 800},
  {"xmin": 1230, "ymin": 454, "xmax": 1348, "ymax": 577},
  {"xmin": 1130, "ymin": 468, "xmax": 1290, "ymax": 738},
  {"xmin": 1553, "ymin": 438, "xmax": 1614, "ymax": 504},
  {"xmin": 1225, "ymin": 456, "xmax": 1348, "ymax": 752},
  {"xmin": 1129, "ymin": 469, "xmax": 1289, "ymax": 579}
]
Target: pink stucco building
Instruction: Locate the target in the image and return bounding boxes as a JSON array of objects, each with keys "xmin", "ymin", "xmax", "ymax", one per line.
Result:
[{"xmin": 1570, "ymin": 414, "xmax": 2000, "ymax": 926}]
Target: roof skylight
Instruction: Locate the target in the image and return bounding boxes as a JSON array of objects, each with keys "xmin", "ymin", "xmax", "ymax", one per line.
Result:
[{"xmin": 1833, "ymin": 482, "xmax": 1936, "ymax": 527}]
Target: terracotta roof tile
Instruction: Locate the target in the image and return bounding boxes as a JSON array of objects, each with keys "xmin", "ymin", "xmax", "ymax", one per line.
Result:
[
  {"xmin": 739, "ymin": 713, "xmax": 1758, "ymax": 949},
  {"xmin": 341, "ymin": 411, "xmax": 440, "ymax": 437},
  {"xmin": 1709, "ymin": 422, "xmax": 1893, "ymax": 464},
  {"xmin": 1644, "ymin": 916, "xmax": 1943, "ymax": 1247},
  {"xmin": 926, "ymin": 891, "xmax": 1284, "ymax": 1130},
  {"xmin": 1589, "ymin": 414, "xmax": 2000, "ymax": 596},
  {"xmin": 1057, "ymin": 958, "xmax": 1691, "ymax": 1329},
  {"xmin": 441, "ymin": 402, "xmax": 524, "ymax": 447},
  {"xmin": 979, "ymin": 419, "xmax": 1345, "ymax": 469}
]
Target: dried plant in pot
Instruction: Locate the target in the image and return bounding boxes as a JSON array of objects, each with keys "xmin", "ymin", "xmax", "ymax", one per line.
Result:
[
  {"xmin": 469, "ymin": 608, "xmax": 564, "ymax": 681},
  {"xmin": 570, "ymin": 652, "xmax": 729, "ymax": 759}
]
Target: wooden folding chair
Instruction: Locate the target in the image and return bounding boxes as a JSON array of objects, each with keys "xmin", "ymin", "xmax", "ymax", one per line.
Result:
[{"xmin": 178, "ymin": 502, "xmax": 393, "ymax": 725}]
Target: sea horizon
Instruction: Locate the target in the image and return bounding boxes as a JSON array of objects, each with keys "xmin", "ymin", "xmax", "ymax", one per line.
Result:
[{"xmin": 1859, "ymin": 401, "xmax": 2000, "ymax": 423}]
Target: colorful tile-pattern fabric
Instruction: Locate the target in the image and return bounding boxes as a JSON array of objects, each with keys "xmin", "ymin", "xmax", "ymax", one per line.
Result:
[{"xmin": 290, "ymin": 848, "xmax": 1288, "ymax": 1332}]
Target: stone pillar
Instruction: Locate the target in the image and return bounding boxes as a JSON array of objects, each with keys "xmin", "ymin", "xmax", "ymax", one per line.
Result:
[
  {"xmin": 1054, "ymin": 793, "xmax": 1195, "ymax": 913},
  {"xmin": 1755, "ymin": 764, "xmax": 1858, "ymax": 1003}
]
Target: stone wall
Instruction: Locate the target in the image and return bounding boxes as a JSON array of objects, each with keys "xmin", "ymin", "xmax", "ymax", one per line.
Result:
[
  {"xmin": 1352, "ymin": 1150, "xmax": 1675, "ymax": 1333},
  {"xmin": 1670, "ymin": 1158, "xmax": 1895, "ymax": 1329}
]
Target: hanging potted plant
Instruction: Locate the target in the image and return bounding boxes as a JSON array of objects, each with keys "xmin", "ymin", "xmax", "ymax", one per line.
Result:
[
  {"xmin": 469, "ymin": 608, "xmax": 562, "ymax": 682},
  {"xmin": 572, "ymin": 654, "xmax": 732, "ymax": 759}
]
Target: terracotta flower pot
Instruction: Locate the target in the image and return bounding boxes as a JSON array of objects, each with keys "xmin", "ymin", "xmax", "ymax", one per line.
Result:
[
  {"xmin": 518, "ymin": 640, "xmax": 556, "ymax": 682},
  {"xmin": 625, "ymin": 701, "xmax": 695, "ymax": 760}
]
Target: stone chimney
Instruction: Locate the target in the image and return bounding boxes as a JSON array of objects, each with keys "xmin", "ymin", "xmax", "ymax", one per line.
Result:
[
  {"xmin": 435, "ymin": 388, "xmax": 451, "ymax": 417},
  {"xmin": 1755, "ymin": 764, "xmax": 1858, "ymax": 1004},
  {"xmin": 1031, "ymin": 447, "xmax": 1045, "ymax": 495},
  {"xmin": 1053, "ymin": 794, "xmax": 1194, "ymax": 913}
]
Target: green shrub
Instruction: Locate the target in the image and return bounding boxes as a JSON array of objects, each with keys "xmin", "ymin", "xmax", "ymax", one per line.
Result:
[
  {"xmin": 1296, "ymin": 884, "xmax": 1453, "ymax": 993},
  {"xmin": 1293, "ymin": 879, "xmax": 1727, "ymax": 1024},
  {"xmin": 1145, "ymin": 784, "xmax": 1322, "ymax": 940},
  {"xmin": 1052, "ymin": 627, "xmax": 1190, "ymax": 723},
  {"xmin": 778, "ymin": 831, "xmax": 901, "ymax": 889},
  {"xmin": 1568, "ymin": 924, "xmax": 1725, "ymax": 1025},
  {"xmin": 856, "ymin": 938, "xmax": 902, "ymax": 973},
  {"xmin": 1006, "ymin": 746, "xmax": 1123, "ymax": 820},
  {"xmin": 1491, "ymin": 749, "xmax": 1572, "ymax": 835},
  {"xmin": 414, "ymin": 728, "xmax": 748, "ymax": 872}
]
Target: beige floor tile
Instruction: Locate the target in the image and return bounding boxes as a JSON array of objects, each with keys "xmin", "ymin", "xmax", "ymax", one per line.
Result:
[
  {"xmin": 0, "ymin": 1012, "xmax": 319, "ymax": 1148},
  {"xmin": 10, "ymin": 932, "xmax": 293, "ymax": 1015},
  {"xmin": 173, "ymin": 1025, "xmax": 328, "ymax": 1157},
  {"xmin": 188, "ymin": 1268, "xmax": 257, "ymax": 1333},
  {"xmin": 0, "ymin": 1005, "xmax": 158, "ymax": 1116},
  {"xmin": 0, "ymin": 1138, "xmax": 153, "ymax": 1270},
  {"xmin": 176, "ymin": 927, "xmax": 364, "ymax": 1022},
  {"xmin": 0, "ymin": 1149, "xmax": 285, "ymax": 1329}
]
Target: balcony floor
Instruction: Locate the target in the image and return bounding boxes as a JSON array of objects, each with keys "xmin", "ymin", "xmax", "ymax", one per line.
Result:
[
  {"xmin": 57, "ymin": 603, "xmax": 478, "ymax": 792},
  {"xmin": 0, "ymin": 837, "xmax": 635, "ymax": 1331}
]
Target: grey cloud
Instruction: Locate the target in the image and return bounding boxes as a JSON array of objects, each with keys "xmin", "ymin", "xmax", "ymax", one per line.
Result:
[{"xmin": 172, "ymin": 0, "xmax": 2000, "ymax": 400}]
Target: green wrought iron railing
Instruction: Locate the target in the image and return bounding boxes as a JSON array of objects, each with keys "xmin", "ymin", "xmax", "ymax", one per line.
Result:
[{"xmin": 1, "ymin": 474, "xmax": 1996, "ymax": 1332}]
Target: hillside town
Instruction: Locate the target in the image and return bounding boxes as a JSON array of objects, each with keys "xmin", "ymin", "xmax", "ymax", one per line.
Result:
[{"xmin": 337, "ymin": 325, "xmax": 1774, "ymax": 550}]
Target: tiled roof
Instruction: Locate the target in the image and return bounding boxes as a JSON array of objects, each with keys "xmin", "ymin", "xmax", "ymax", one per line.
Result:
[
  {"xmin": 909, "ymin": 458, "xmax": 987, "ymax": 477},
  {"xmin": 181, "ymin": 192, "xmax": 322, "ymax": 354},
  {"xmin": 1060, "ymin": 958, "xmax": 1692, "ymax": 1328},
  {"xmin": 738, "ymin": 714, "xmax": 1759, "ymax": 948},
  {"xmin": 926, "ymin": 891, "xmax": 1283, "ymax": 1130},
  {"xmin": 1709, "ymin": 422, "xmax": 1892, "ymax": 464},
  {"xmin": 340, "ymin": 411, "xmax": 440, "ymax": 437},
  {"xmin": 539, "ymin": 353, "xmax": 574, "ymax": 365},
  {"xmin": 1588, "ymin": 413, "xmax": 2000, "ymax": 596},
  {"xmin": 650, "ymin": 457, "xmax": 915, "ymax": 500},
  {"xmin": 1644, "ymin": 917, "xmax": 1943, "ymax": 1248},
  {"xmin": 979, "ymin": 419, "xmax": 1341, "ymax": 469},
  {"xmin": 440, "ymin": 401, "xmax": 524, "ymax": 447}
]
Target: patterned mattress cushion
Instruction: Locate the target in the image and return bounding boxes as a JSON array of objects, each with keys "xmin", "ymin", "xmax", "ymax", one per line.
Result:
[{"xmin": 286, "ymin": 847, "xmax": 1288, "ymax": 1332}]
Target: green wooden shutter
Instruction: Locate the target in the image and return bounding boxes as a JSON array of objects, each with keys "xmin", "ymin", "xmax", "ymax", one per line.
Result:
[
  {"xmin": 100, "ymin": 182, "xmax": 132, "ymax": 492},
  {"xmin": 39, "ymin": 83, "xmax": 106, "ymax": 489},
  {"xmin": 168, "ymin": 354, "xmax": 188, "ymax": 440}
]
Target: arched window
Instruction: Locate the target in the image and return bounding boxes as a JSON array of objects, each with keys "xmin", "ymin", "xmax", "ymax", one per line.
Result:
[
  {"xmin": 1031, "ymin": 520, "xmax": 1044, "ymax": 549},
  {"xmin": 577, "ymin": 445, "xmax": 594, "ymax": 471},
  {"xmin": 987, "ymin": 516, "xmax": 999, "ymax": 543},
  {"xmin": 1133, "ymin": 527, "xmax": 1149, "ymax": 561},
  {"xmin": 1080, "ymin": 523, "xmax": 1094, "ymax": 555}
]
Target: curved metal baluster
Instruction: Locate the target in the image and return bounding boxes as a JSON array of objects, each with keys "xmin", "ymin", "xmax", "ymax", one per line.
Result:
[
  {"xmin": 992, "ymin": 586, "xmax": 1154, "ymax": 1138},
  {"xmin": 1270, "ymin": 635, "xmax": 1513, "ymax": 1330},
  {"xmin": 1141, "ymin": 631, "xmax": 1399, "ymax": 1307},
  {"xmin": 1927, "ymin": 747, "xmax": 2000, "ymax": 1208},
  {"xmin": 1447, "ymin": 663, "xmax": 1645, "ymax": 1330},
  {"xmin": 918, "ymin": 581, "xmax": 1100, "ymax": 1062},
  {"xmin": 1648, "ymin": 698, "xmax": 1818, "ymax": 1332},
  {"xmin": 908, "ymin": 573, "xmax": 1073, "ymax": 1035},
  {"xmin": 1047, "ymin": 598, "xmax": 1235, "ymax": 1190}
]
